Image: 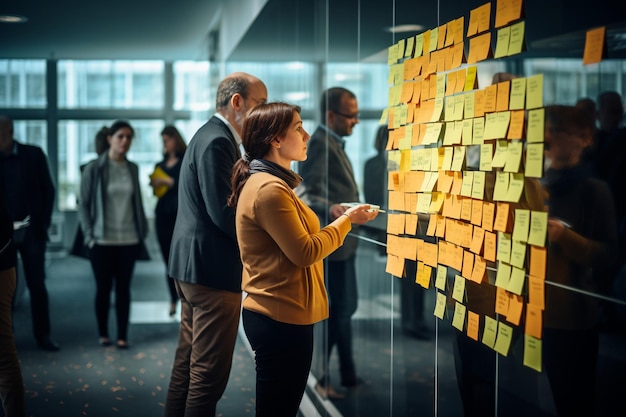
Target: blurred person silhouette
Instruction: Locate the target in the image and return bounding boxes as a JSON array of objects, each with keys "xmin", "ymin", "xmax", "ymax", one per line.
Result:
[
  {"xmin": 363, "ymin": 124, "xmax": 388, "ymax": 255},
  {"xmin": 592, "ymin": 92, "xmax": 626, "ymax": 320},
  {"xmin": 228, "ymin": 102, "xmax": 377, "ymax": 417},
  {"xmin": 542, "ymin": 104, "xmax": 617, "ymax": 416},
  {"xmin": 575, "ymin": 97, "xmax": 598, "ymax": 166},
  {"xmin": 78, "ymin": 120, "xmax": 148, "ymax": 349},
  {"xmin": 0, "ymin": 115, "xmax": 59, "ymax": 352},
  {"xmin": 0, "ymin": 182, "xmax": 25, "ymax": 417},
  {"xmin": 298, "ymin": 86, "xmax": 363, "ymax": 397},
  {"xmin": 164, "ymin": 72, "xmax": 267, "ymax": 417},
  {"xmin": 71, "ymin": 126, "xmax": 110, "ymax": 260},
  {"xmin": 149, "ymin": 125, "xmax": 187, "ymax": 317}
]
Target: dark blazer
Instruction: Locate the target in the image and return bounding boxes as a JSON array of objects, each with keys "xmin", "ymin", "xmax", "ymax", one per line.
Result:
[
  {"xmin": 299, "ymin": 126, "xmax": 359, "ymax": 261},
  {"xmin": 0, "ymin": 141, "xmax": 55, "ymax": 242},
  {"xmin": 168, "ymin": 116, "xmax": 243, "ymax": 293}
]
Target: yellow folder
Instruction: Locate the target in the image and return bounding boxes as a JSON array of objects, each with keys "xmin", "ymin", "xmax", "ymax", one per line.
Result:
[{"xmin": 149, "ymin": 165, "xmax": 171, "ymax": 198}]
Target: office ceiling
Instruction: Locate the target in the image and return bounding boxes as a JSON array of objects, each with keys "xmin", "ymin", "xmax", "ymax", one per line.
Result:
[{"xmin": 1, "ymin": 0, "xmax": 625, "ymax": 62}]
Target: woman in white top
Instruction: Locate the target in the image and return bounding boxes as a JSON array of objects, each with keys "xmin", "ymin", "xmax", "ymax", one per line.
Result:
[{"xmin": 79, "ymin": 120, "xmax": 148, "ymax": 349}]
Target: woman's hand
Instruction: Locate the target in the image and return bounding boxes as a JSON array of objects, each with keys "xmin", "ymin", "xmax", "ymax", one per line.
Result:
[{"xmin": 342, "ymin": 204, "xmax": 379, "ymax": 225}]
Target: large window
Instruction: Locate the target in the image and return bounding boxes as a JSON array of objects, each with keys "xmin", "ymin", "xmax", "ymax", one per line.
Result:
[
  {"xmin": 58, "ymin": 61, "xmax": 164, "ymax": 109},
  {"xmin": 0, "ymin": 60, "xmax": 46, "ymax": 108}
]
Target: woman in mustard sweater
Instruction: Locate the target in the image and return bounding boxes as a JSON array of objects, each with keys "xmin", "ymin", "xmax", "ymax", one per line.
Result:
[{"xmin": 228, "ymin": 102, "xmax": 377, "ymax": 417}]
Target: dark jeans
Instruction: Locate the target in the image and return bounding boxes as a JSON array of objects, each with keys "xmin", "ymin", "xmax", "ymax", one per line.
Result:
[
  {"xmin": 89, "ymin": 244, "xmax": 139, "ymax": 341},
  {"xmin": 243, "ymin": 309, "xmax": 313, "ymax": 417},
  {"xmin": 155, "ymin": 214, "xmax": 178, "ymax": 304},
  {"xmin": 15, "ymin": 237, "xmax": 51, "ymax": 343},
  {"xmin": 321, "ymin": 255, "xmax": 358, "ymax": 386}
]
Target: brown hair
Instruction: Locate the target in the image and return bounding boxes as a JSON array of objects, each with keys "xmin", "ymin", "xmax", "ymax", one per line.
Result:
[
  {"xmin": 161, "ymin": 124, "xmax": 187, "ymax": 157},
  {"xmin": 228, "ymin": 102, "xmax": 301, "ymax": 208}
]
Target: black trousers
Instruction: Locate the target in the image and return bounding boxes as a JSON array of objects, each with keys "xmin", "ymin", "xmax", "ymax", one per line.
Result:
[
  {"xmin": 15, "ymin": 237, "xmax": 51, "ymax": 343},
  {"xmin": 155, "ymin": 213, "xmax": 178, "ymax": 304},
  {"xmin": 243, "ymin": 309, "xmax": 313, "ymax": 417},
  {"xmin": 89, "ymin": 244, "xmax": 139, "ymax": 341}
]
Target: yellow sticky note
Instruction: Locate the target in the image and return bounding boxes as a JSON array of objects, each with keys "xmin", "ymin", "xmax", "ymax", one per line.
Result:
[
  {"xmin": 482, "ymin": 316, "xmax": 498, "ymax": 349},
  {"xmin": 471, "ymin": 171, "xmax": 486, "ymax": 200},
  {"xmin": 452, "ymin": 274, "xmax": 466, "ymax": 302},
  {"xmin": 505, "ymin": 173, "xmax": 525, "ymax": 203},
  {"xmin": 480, "ymin": 143, "xmax": 493, "ymax": 171},
  {"xmin": 495, "ymin": 261, "xmax": 512, "ymax": 288},
  {"xmin": 510, "ymin": 240, "xmax": 527, "ymax": 269},
  {"xmin": 527, "ymin": 210, "xmax": 548, "ymax": 247},
  {"xmin": 434, "ymin": 291, "xmax": 447, "ymax": 319},
  {"xmin": 497, "ymin": 232, "xmax": 512, "ymax": 264},
  {"xmin": 507, "ymin": 265, "xmax": 526, "ymax": 295},
  {"xmin": 509, "ymin": 77, "xmax": 527, "ymax": 110},
  {"xmin": 504, "ymin": 139, "xmax": 523, "ymax": 173},
  {"xmin": 452, "ymin": 302, "xmax": 467, "ymax": 331},
  {"xmin": 435, "ymin": 265, "xmax": 447, "ymax": 290},
  {"xmin": 525, "ymin": 143, "xmax": 544, "ymax": 178},
  {"xmin": 527, "ymin": 108, "xmax": 545, "ymax": 142},
  {"xmin": 508, "ymin": 21, "xmax": 526, "ymax": 56},
  {"xmin": 494, "ymin": 26, "xmax": 511, "ymax": 58},
  {"xmin": 451, "ymin": 146, "xmax": 466, "ymax": 171},
  {"xmin": 523, "ymin": 334, "xmax": 543, "ymax": 372},
  {"xmin": 494, "ymin": 321, "xmax": 513, "ymax": 356},
  {"xmin": 473, "ymin": 116, "xmax": 485, "ymax": 144},
  {"xmin": 493, "ymin": 171, "xmax": 510, "ymax": 202},
  {"xmin": 512, "ymin": 209, "xmax": 530, "ymax": 242},
  {"xmin": 526, "ymin": 74, "xmax": 543, "ymax": 109}
]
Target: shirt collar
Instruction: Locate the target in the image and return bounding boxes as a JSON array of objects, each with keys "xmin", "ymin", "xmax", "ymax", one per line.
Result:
[
  {"xmin": 214, "ymin": 113, "xmax": 242, "ymax": 145},
  {"xmin": 320, "ymin": 124, "xmax": 346, "ymax": 148}
]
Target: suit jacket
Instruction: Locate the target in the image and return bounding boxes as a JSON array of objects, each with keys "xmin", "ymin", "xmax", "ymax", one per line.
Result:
[
  {"xmin": 299, "ymin": 126, "xmax": 359, "ymax": 261},
  {"xmin": 0, "ymin": 141, "xmax": 55, "ymax": 242},
  {"xmin": 168, "ymin": 116, "xmax": 243, "ymax": 293}
]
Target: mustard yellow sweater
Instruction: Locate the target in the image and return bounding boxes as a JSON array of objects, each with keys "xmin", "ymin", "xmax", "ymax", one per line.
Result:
[{"xmin": 236, "ymin": 172, "xmax": 352, "ymax": 325}]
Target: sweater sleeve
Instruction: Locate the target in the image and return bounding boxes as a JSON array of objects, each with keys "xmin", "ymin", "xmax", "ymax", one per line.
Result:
[{"xmin": 253, "ymin": 180, "xmax": 351, "ymax": 268}]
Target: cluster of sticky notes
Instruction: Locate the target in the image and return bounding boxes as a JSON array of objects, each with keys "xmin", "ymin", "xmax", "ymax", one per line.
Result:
[{"xmin": 383, "ymin": 1, "xmax": 546, "ymax": 373}]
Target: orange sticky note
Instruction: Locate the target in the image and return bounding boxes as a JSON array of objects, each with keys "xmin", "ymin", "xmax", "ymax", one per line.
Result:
[
  {"xmin": 467, "ymin": 32, "xmax": 492, "ymax": 64},
  {"xmin": 583, "ymin": 26, "xmax": 606, "ymax": 65},
  {"xmin": 462, "ymin": 250, "xmax": 475, "ymax": 279},
  {"xmin": 494, "ymin": 202, "xmax": 510, "ymax": 232},
  {"xmin": 525, "ymin": 303, "xmax": 543, "ymax": 339},
  {"xmin": 467, "ymin": 2, "xmax": 492, "ymax": 37},
  {"xmin": 467, "ymin": 311, "xmax": 480, "ymax": 341},
  {"xmin": 470, "ymin": 226, "xmax": 485, "ymax": 255},
  {"xmin": 471, "ymin": 199, "xmax": 483, "ymax": 226},
  {"xmin": 482, "ymin": 202, "xmax": 495, "ymax": 232},
  {"xmin": 484, "ymin": 84, "xmax": 498, "ymax": 113},
  {"xmin": 529, "ymin": 246, "xmax": 546, "ymax": 280},
  {"xmin": 496, "ymin": 81, "xmax": 511, "ymax": 112},
  {"xmin": 495, "ymin": 286, "xmax": 510, "ymax": 316},
  {"xmin": 506, "ymin": 293, "xmax": 524, "ymax": 325},
  {"xmin": 528, "ymin": 275, "xmax": 545, "ymax": 310},
  {"xmin": 507, "ymin": 110, "xmax": 525, "ymax": 140},
  {"xmin": 471, "ymin": 255, "xmax": 487, "ymax": 283},
  {"xmin": 484, "ymin": 231, "xmax": 497, "ymax": 262}
]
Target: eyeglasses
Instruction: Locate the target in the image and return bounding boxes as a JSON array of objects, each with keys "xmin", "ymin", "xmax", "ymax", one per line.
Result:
[{"xmin": 333, "ymin": 110, "xmax": 360, "ymax": 120}]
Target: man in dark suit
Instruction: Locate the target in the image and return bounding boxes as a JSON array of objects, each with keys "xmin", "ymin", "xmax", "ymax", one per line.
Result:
[
  {"xmin": 0, "ymin": 115, "xmax": 59, "ymax": 351},
  {"xmin": 299, "ymin": 87, "xmax": 362, "ymax": 397},
  {"xmin": 164, "ymin": 72, "xmax": 267, "ymax": 417}
]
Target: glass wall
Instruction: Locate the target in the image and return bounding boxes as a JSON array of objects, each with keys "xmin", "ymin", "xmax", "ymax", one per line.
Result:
[{"xmin": 247, "ymin": 2, "xmax": 626, "ymax": 417}]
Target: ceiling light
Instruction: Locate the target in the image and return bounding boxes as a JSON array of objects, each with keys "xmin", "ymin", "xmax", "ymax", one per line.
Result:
[
  {"xmin": 386, "ymin": 24, "xmax": 424, "ymax": 33},
  {"xmin": 0, "ymin": 14, "xmax": 28, "ymax": 23}
]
